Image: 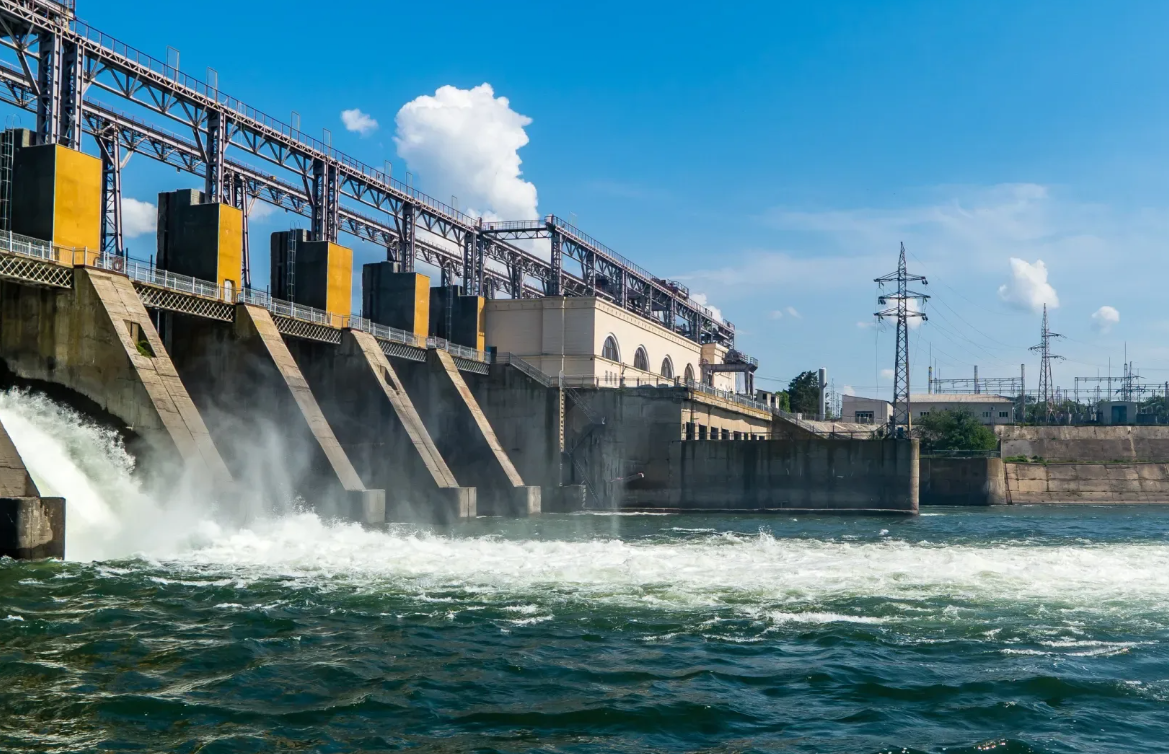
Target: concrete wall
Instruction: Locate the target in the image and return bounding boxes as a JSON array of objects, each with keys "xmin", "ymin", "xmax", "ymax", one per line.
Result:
[
  {"xmin": 1006, "ymin": 462, "xmax": 1169, "ymax": 503},
  {"xmin": 286, "ymin": 331, "xmax": 474, "ymax": 522},
  {"xmin": 13, "ymin": 143, "xmax": 102, "ymax": 254},
  {"xmin": 470, "ymin": 362, "xmax": 563, "ymax": 504},
  {"xmin": 919, "ymin": 457, "xmax": 1007, "ymax": 506},
  {"xmin": 0, "ymin": 269, "xmax": 231, "ymax": 488},
  {"xmin": 624, "ymin": 439, "xmax": 919, "ymax": 513},
  {"xmin": 362, "ymin": 265, "xmax": 429, "ymax": 337},
  {"xmin": 397, "ymin": 350, "xmax": 538, "ymax": 516},
  {"xmin": 0, "ymin": 415, "xmax": 65, "ymax": 559},
  {"xmin": 161, "ymin": 306, "xmax": 380, "ymax": 521},
  {"xmin": 997, "ymin": 425, "xmax": 1169, "ymax": 462}
]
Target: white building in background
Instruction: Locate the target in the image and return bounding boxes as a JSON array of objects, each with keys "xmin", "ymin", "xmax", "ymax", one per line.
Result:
[
  {"xmin": 484, "ymin": 296, "xmax": 737, "ymax": 391},
  {"xmin": 842, "ymin": 394, "xmax": 1017, "ymax": 426}
]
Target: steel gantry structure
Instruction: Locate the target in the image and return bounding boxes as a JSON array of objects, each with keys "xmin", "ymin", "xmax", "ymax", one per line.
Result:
[{"xmin": 0, "ymin": 0, "xmax": 734, "ymax": 347}]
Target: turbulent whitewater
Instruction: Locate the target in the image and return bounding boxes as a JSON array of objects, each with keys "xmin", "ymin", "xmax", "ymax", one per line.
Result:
[{"xmin": 1, "ymin": 391, "xmax": 1168, "ymax": 753}]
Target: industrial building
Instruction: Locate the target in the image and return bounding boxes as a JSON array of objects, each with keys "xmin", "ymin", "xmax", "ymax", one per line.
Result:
[{"xmin": 843, "ymin": 394, "xmax": 1017, "ymax": 426}]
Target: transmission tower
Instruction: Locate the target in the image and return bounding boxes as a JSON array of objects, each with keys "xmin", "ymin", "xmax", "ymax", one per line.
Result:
[
  {"xmin": 875, "ymin": 242, "xmax": 929, "ymax": 430},
  {"xmin": 1028, "ymin": 304, "xmax": 1064, "ymax": 423}
]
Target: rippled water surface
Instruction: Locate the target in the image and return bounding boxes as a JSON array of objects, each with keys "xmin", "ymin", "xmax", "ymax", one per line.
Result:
[
  {"xmin": 1, "ymin": 391, "xmax": 1168, "ymax": 752},
  {"xmin": 4, "ymin": 508, "xmax": 1169, "ymax": 753}
]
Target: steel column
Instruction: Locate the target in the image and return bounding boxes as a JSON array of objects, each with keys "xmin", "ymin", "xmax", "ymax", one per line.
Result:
[
  {"xmin": 205, "ymin": 109, "xmax": 226, "ymax": 202},
  {"xmin": 398, "ymin": 201, "xmax": 415, "ymax": 272},
  {"xmin": 310, "ymin": 158, "xmax": 326, "ymax": 241},
  {"xmin": 34, "ymin": 30, "xmax": 59, "ymax": 144},
  {"xmin": 326, "ymin": 162, "xmax": 339, "ymax": 243},
  {"xmin": 97, "ymin": 129, "xmax": 123, "ymax": 256},
  {"xmin": 549, "ymin": 228, "xmax": 562, "ymax": 296},
  {"xmin": 476, "ymin": 235, "xmax": 486, "ymax": 295},
  {"xmin": 462, "ymin": 229, "xmax": 476, "ymax": 296},
  {"xmin": 57, "ymin": 39, "xmax": 81, "ymax": 149},
  {"xmin": 509, "ymin": 261, "xmax": 522, "ymax": 300},
  {"xmin": 231, "ymin": 172, "xmax": 251, "ymax": 288}
]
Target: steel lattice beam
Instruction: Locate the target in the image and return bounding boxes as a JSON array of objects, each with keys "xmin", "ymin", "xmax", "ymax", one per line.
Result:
[{"xmin": 0, "ymin": 0, "xmax": 733, "ymax": 345}]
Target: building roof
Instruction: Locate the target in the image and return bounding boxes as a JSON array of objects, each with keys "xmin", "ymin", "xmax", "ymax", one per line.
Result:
[
  {"xmin": 844, "ymin": 394, "xmax": 1015, "ymax": 406},
  {"xmin": 909, "ymin": 394, "xmax": 1015, "ymax": 405}
]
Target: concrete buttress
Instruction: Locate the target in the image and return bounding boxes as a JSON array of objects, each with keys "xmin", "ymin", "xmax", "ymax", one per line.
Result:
[
  {"xmin": 0, "ymin": 412, "xmax": 65, "ymax": 559},
  {"xmin": 0, "ymin": 268, "xmax": 231, "ymax": 489},
  {"xmin": 399, "ymin": 349, "xmax": 539, "ymax": 516},
  {"xmin": 286, "ymin": 330, "xmax": 475, "ymax": 522},
  {"xmin": 162, "ymin": 305, "xmax": 384, "ymax": 523}
]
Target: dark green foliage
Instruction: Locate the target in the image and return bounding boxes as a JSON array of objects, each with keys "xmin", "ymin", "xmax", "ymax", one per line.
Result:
[
  {"xmin": 787, "ymin": 371, "xmax": 821, "ymax": 415},
  {"xmin": 915, "ymin": 408, "xmax": 999, "ymax": 453}
]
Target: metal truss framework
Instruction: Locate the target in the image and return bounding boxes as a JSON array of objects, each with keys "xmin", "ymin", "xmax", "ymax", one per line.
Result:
[{"xmin": 0, "ymin": 0, "xmax": 734, "ymax": 347}]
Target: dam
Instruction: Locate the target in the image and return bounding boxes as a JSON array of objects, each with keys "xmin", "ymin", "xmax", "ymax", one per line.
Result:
[{"xmin": 0, "ymin": 0, "xmax": 917, "ymax": 558}]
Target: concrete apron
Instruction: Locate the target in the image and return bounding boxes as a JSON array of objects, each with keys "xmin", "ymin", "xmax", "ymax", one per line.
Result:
[
  {"xmin": 286, "ymin": 329, "xmax": 475, "ymax": 524},
  {"xmin": 0, "ymin": 414, "xmax": 64, "ymax": 559}
]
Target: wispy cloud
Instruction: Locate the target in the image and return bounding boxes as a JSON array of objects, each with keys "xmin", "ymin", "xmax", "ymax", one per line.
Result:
[{"xmin": 341, "ymin": 108, "xmax": 379, "ymax": 136}]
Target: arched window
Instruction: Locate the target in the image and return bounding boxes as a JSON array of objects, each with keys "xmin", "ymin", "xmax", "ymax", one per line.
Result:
[
  {"xmin": 684, "ymin": 363, "xmax": 695, "ymax": 383},
  {"xmin": 661, "ymin": 357, "xmax": 674, "ymax": 379},
  {"xmin": 634, "ymin": 346, "xmax": 649, "ymax": 371},
  {"xmin": 602, "ymin": 335, "xmax": 620, "ymax": 362}
]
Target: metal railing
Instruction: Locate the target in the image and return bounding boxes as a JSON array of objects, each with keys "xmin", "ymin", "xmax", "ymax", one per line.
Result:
[
  {"xmin": 427, "ymin": 336, "xmax": 491, "ymax": 364},
  {"xmin": 347, "ymin": 315, "xmax": 426, "ymax": 349},
  {"xmin": 91, "ymin": 254, "xmax": 224, "ymax": 299},
  {"xmin": 496, "ymin": 353, "xmax": 553, "ymax": 387},
  {"xmin": 0, "ymin": 229, "xmax": 53, "ymax": 260},
  {"xmin": 237, "ymin": 287, "xmax": 344, "ymax": 328},
  {"xmin": 685, "ymin": 380, "xmax": 774, "ymax": 414}
]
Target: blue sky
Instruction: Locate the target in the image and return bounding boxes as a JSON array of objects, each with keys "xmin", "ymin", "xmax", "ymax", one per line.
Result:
[{"xmin": 23, "ymin": 0, "xmax": 1169, "ymax": 400}]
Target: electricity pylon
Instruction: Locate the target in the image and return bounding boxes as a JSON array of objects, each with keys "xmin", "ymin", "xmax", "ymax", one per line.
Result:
[
  {"xmin": 1029, "ymin": 304, "xmax": 1064, "ymax": 424},
  {"xmin": 875, "ymin": 243, "xmax": 929, "ymax": 431}
]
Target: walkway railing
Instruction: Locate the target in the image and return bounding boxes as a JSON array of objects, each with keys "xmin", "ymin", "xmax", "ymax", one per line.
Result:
[
  {"xmin": 0, "ymin": 230, "xmax": 54, "ymax": 261},
  {"xmin": 346, "ymin": 315, "xmax": 426, "ymax": 349},
  {"xmin": 427, "ymin": 336, "xmax": 491, "ymax": 364},
  {"xmin": 496, "ymin": 353, "xmax": 553, "ymax": 387}
]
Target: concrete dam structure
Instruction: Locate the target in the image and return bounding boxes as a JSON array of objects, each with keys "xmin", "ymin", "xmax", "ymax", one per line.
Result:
[{"xmin": 0, "ymin": 0, "xmax": 920, "ymax": 557}]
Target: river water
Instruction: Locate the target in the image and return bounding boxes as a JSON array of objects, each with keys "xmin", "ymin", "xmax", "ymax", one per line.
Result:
[{"xmin": 1, "ymin": 391, "xmax": 1168, "ymax": 753}]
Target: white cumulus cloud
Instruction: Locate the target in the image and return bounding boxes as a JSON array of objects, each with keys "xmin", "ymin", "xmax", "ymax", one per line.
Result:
[
  {"xmin": 880, "ymin": 368, "xmax": 895, "ymax": 380},
  {"xmin": 122, "ymin": 198, "xmax": 156, "ymax": 238},
  {"xmin": 785, "ymin": 306, "xmax": 802, "ymax": 319},
  {"xmin": 1091, "ymin": 305, "xmax": 1120, "ymax": 334},
  {"xmin": 395, "ymin": 83, "xmax": 538, "ymax": 220},
  {"xmin": 341, "ymin": 108, "xmax": 379, "ymax": 136},
  {"xmin": 998, "ymin": 258, "xmax": 1058, "ymax": 313}
]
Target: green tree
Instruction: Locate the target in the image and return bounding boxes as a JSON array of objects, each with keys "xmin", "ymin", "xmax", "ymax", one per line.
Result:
[
  {"xmin": 916, "ymin": 408, "xmax": 999, "ymax": 453},
  {"xmin": 787, "ymin": 371, "xmax": 821, "ymax": 415}
]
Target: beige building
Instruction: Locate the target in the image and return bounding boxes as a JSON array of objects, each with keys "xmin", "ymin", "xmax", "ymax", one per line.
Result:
[
  {"xmin": 484, "ymin": 296, "xmax": 737, "ymax": 391},
  {"xmin": 843, "ymin": 394, "xmax": 1017, "ymax": 426}
]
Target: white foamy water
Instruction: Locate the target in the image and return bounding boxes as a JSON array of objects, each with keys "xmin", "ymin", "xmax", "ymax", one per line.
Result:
[
  {"xmin": 166, "ymin": 512, "xmax": 1169, "ymax": 616},
  {"xmin": 0, "ymin": 390, "xmax": 220, "ymax": 561},
  {"xmin": 4, "ymin": 389, "xmax": 1169, "ymax": 628}
]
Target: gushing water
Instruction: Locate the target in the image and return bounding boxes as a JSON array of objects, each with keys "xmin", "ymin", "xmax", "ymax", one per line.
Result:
[{"xmin": 0, "ymin": 390, "xmax": 221, "ymax": 561}]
